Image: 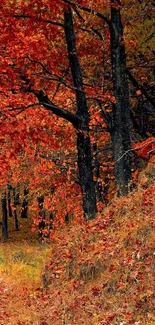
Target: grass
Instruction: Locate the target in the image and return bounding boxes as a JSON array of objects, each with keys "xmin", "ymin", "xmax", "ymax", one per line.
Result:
[
  {"xmin": 0, "ymin": 181, "xmax": 155, "ymax": 324},
  {"xmin": 0, "ymin": 214, "xmax": 52, "ymax": 325},
  {"xmin": 0, "ymin": 242, "xmax": 51, "ymax": 289},
  {"xmin": 0, "ymin": 214, "xmax": 52, "ymax": 290}
]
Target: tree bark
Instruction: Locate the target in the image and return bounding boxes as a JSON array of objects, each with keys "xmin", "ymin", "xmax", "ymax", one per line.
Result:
[
  {"xmin": 7, "ymin": 184, "xmax": 13, "ymax": 217},
  {"xmin": 110, "ymin": 0, "xmax": 132, "ymax": 195},
  {"xmin": 2, "ymin": 192, "xmax": 8, "ymax": 239},
  {"xmin": 64, "ymin": 7, "xmax": 97, "ymax": 219},
  {"xmin": 21, "ymin": 188, "xmax": 28, "ymax": 218},
  {"xmin": 13, "ymin": 188, "xmax": 19, "ymax": 231},
  {"xmin": 38, "ymin": 196, "xmax": 46, "ymax": 237}
]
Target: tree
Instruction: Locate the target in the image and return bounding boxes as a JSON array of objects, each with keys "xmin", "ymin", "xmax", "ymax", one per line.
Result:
[
  {"xmin": 1, "ymin": 191, "xmax": 8, "ymax": 238},
  {"xmin": 31, "ymin": 6, "xmax": 97, "ymax": 220},
  {"xmin": 64, "ymin": 7, "xmax": 97, "ymax": 218},
  {"xmin": 0, "ymin": 0, "xmax": 154, "ymax": 226},
  {"xmin": 110, "ymin": 0, "xmax": 132, "ymax": 195}
]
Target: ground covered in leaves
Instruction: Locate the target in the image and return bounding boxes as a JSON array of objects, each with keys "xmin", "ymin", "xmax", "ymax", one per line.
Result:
[{"xmin": 0, "ymin": 184, "xmax": 155, "ymax": 325}]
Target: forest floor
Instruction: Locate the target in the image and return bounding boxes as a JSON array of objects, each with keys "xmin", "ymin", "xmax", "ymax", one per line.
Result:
[{"xmin": 0, "ymin": 183, "xmax": 155, "ymax": 325}]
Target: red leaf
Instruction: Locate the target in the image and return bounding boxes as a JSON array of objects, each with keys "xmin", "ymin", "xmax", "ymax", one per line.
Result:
[{"xmin": 133, "ymin": 137, "xmax": 155, "ymax": 158}]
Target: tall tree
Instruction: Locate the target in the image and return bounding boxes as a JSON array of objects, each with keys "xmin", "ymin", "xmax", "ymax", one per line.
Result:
[
  {"xmin": 63, "ymin": 0, "xmax": 133, "ymax": 194},
  {"xmin": 0, "ymin": 0, "xmax": 154, "ymax": 226},
  {"xmin": 64, "ymin": 7, "xmax": 97, "ymax": 219},
  {"xmin": 2, "ymin": 192, "xmax": 8, "ymax": 239},
  {"xmin": 110, "ymin": 0, "xmax": 132, "ymax": 195},
  {"xmin": 32, "ymin": 7, "xmax": 97, "ymax": 220},
  {"xmin": 7, "ymin": 184, "xmax": 13, "ymax": 217}
]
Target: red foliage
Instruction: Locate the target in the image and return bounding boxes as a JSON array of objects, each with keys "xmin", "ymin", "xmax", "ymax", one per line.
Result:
[{"xmin": 133, "ymin": 137, "xmax": 155, "ymax": 159}]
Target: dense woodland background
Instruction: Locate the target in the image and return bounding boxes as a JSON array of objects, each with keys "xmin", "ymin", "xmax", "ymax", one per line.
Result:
[{"xmin": 0, "ymin": 0, "xmax": 155, "ymax": 324}]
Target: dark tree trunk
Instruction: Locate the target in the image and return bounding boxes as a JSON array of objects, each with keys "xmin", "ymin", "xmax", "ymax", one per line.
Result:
[
  {"xmin": 38, "ymin": 196, "xmax": 46, "ymax": 237},
  {"xmin": 64, "ymin": 7, "xmax": 97, "ymax": 220},
  {"xmin": 32, "ymin": 8, "xmax": 97, "ymax": 220},
  {"xmin": 2, "ymin": 192, "xmax": 8, "ymax": 239},
  {"xmin": 14, "ymin": 210, "xmax": 19, "ymax": 231},
  {"xmin": 77, "ymin": 130, "xmax": 97, "ymax": 219},
  {"xmin": 21, "ymin": 188, "xmax": 28, "ymax": 218},
  {"xmin": 49, "ymin": 211, "xmax": 54, "ymax": 230},
  {"xmin": 92, "ymin": 144, "xmax": 105, "ymax": 203},
  {"xmin": 13, "ymin": 188, "xmax": 19, "ymax": 231},
  {"xmin": 110, "ymin": 0, "xmax": 132, "ymax": 195},
  {"xmin": 7, "ymin": 184, "xmax": 13, "ymax": 217}
]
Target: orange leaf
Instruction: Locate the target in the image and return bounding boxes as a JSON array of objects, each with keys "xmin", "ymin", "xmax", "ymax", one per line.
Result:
[
  {"xmin": 136, "ymin": 89, "xmax": 142, "ymax": 96},
  {"xmin": 5, "ymin": 151, "xmax": 11, "ymax": 159},
  {"xmin": 132, "ymin": 169, "xmax": 138, "ymax": 182}
]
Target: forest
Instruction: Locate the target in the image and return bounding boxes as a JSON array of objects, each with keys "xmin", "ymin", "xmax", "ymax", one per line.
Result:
[{"xmin": 0, "ymin": 0, "xmax": 155, "ymax": 324}]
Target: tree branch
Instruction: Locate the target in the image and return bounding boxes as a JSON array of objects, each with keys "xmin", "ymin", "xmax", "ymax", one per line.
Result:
[
  {"xmin": 52, "ymin": 66, "xmax": 70, "ymax": 101},
  {"xmin": 126, "ymin": 69, "xmax": 155, "ymax": 107},
  {"xmin": 95, "ymin": 99, "xmax": 112, "ymax": 132},
  {"xmin": 27, "ymin": 56, "xmax": 53, "ymax": 75},
  {"xmin": 13, "ymin": 14, "xmax": 64, "ymax": 27},
  {"xmin": 63, "ymin": 0, "xmax": 111, "ymax": 27},
  {"xmin": 31, "ymin": 73, "xmax": 85, "ymax": 93},
  {"xmin": 33, "ymin": 90, "xmax": 80, "ymax": 127},
  {"xmin": 73, "ymin": 7, "xmax": 104, "ymax": 40}
]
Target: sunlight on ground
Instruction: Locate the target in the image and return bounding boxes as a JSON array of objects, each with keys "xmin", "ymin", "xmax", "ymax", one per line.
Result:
[
  {"xmin": 0, "ymin": 242, "xmax": 52, "ymax": 289},
  {"xmin": 0, "ymin": 215, "xmax": 52, "ymax": 289}
]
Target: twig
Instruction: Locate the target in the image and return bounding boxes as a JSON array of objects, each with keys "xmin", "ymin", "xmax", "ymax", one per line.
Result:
[{"xmin": 116, "ymin": 138, "xmax": 155, "ymax": 163}]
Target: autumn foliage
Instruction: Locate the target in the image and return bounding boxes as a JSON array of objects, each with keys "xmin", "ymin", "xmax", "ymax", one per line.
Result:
[
  {"xmin": 0, "ymin": 180, "xmax": 155, "ymax": 324},
  {"xmin": 0, "ymin": 0, "xmax": 155, "ymax": 324}
]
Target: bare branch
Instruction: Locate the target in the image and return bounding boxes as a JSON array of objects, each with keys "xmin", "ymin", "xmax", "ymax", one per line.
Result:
[
  {"xmin": 52, "ymin": 66, "xmax": 70, "ymax": 101},
  {"xmin": 27, "ymin": 56, "xmax": 53, "ymax": 75},
  {"xmin": 73, "ymin": 7, "xmax": 104, "ymax": 40},
  {"xmin": 7, "ymin": 103, "xmax": 40, "ymax": 111},
  {"xmin": 116, "ymin": 138, "xmax": 155, "ymax": 163},
  {"xmin": 63, "ymin": 0, "xmax": 111, "ymax": 27},
  {"xmin": 33, "ymin": 90, "xmax": 81, "ymax": 127},
  {"xmin": 126, "ymin": 69, "xmax": 155, "ymax": 107},
  {"xmin": 31, "ymin": 72, "xmax": 86, "ymax": 94},
  {"xmin": 13, "ymin": 14, "xmax": 64, "ymax": 27}
]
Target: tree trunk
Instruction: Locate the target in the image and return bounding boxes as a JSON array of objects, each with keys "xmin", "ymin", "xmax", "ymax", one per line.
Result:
[
  {"xmin": 92, "ymin": 143, "xmax": 105, "ymax": 203},
  {"xmin": 13, "ymin": 188, "xmax": 19, "ymax": 231},
  {"xmin": 64, "ymin": 7, "xmax": 97, "ymax": 220},
  {"xmin": 7, "ymin": 184, "xmax": 13, "ymax": 217},
  {"xmin": 110, "ymin": 0, "xmax": 132, "ymax": 195},
  {"xmin": 77, "ymin": 128, "xmax": 97, "ymax": 219},
  {"xmin": 21, "ymin": 188, "xmax": 28, "ymax": 218},
  {"xmin": 32, "ymin": 7, "xmax": 97, "ymax": 220},
  {"xmin": 38, "ymin": 196, "xmax": 46, "ymax": 237},
  {"xmin": 2, "ymin": 192, "xmax": 8, "ymax": 239}
]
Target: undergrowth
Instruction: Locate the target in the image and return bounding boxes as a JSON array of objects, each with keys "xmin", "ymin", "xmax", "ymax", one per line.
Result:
[
  {"xmin": 0, "ymin": 183, "xmax": 155, "ymax": 325},
  {"xmin": 40, "ymin": 184, "xmax": 155, "ymax": 325}
]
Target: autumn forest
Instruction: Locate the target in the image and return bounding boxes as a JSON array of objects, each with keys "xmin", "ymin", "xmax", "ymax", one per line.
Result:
[{"xmin": 0, "ymin": 0, "xmax": 155, "ymax": 324}]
